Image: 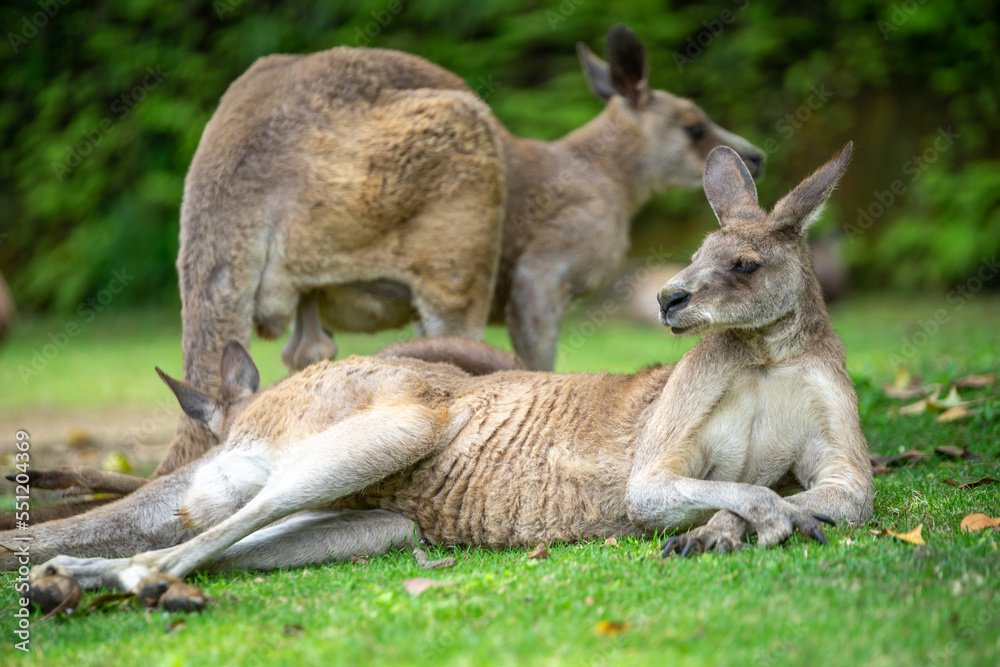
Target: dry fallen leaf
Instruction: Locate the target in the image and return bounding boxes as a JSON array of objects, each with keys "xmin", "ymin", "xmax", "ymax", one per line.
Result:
[
  {"xmin": 937, "ymin": 406, "xmax": 972, "ymax": 423},
  {"xmin": 413, "ymin": 548, "xmax": 456, "ymax": 570},
  {"xmin": 899, "ymin": 399, "xmax": 929, "ymax": 416},
  {"xmin": 403, "ymin": 578, "xmax": 454, "ymax": 596},
  {"xmin": 594, "ymin": 620, "xmax": 630, "ymax": 636},
  {"xmin": 602, "ymin": 537, "xmax": 618, "ymax": 547},
  {"xmin": 869, "ymin": 449, "xmax": 927, "ymax": 467},
  {"xmin": 928, "ymin": 386, "xmax": 967, "ymax": 412},
  {"xmin": 885, "ymin": 523, "xmax": 925, "ymax": 545},
  {"xmin": 528, "ymin": 542, "xmax": 550, "ymax": 560},
  {"xmin": 165, "ymin": 618, "xmax": 186, "ymax": 633},
  {"xmin": 882, "ymin": 369, "xmax": 936, "ymax": 399},
  {"xmin": 953, "ymin": 373, "xmax": 995, "ymax": 389},
  {"xmin": 942, "ymin": 477, "xmax": 999, "ymax": 489},
  {"xmin": 935, "ymin": 445, "xmax": 967, "ymax": 458},
  {"xmin": 960, "ymin": 513, "xmax": 1000, "ymax": 532},
  {"xmin": 584, "ymin": 596, "xmax": 595, "ymax": 606}
]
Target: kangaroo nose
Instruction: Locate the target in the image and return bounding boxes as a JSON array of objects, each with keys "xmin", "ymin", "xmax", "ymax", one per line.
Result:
[
  {"xmin": 658, "ymin": 290, "xmax": 691, "ymax": 314},
  {"xmin": 745, "ymin": 150, "xmax": 765, "ymax": 176}
]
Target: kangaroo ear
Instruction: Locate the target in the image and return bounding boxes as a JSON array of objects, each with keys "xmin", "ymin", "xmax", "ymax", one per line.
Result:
[
  {"xmin": 703, "ymin": 146, "xmax": 760, "ymax": 227},
  {"xmin": 770, "ymin": 142, "xmax": 853, "ymax": 237},
  {"xmin": 605, "ymin": 24, "xmax": 649, "ymax": 109},
  {"xmin": 577, "ymin": 42, "xmax": 615, "ymax": 102},
  {"xmin": 220, "ymin": 340, "xmax": 260, "ymax": 401},
  {"xmin": 156, "ymin": 368, "xmax": 223, "ymax": 436}
]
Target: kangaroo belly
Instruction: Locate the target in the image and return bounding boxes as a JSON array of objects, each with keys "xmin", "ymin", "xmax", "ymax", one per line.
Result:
[{"xmin": 385, "ymin": 375, "xmax": 641, "ymax": 547}]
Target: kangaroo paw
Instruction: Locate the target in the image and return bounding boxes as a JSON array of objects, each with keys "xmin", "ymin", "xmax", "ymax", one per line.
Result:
[
  {"xmin": 755, "ymin": 504, "xmax": 836, "ymax": 548},
  {"xmin": 662, "ymin": 525, "xmax": 742, "ymax": 558}
]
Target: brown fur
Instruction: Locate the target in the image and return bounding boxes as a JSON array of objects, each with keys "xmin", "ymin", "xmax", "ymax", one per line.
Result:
[
  {"xmin": 3, "ymin": 146, "xmax": 871, "ymax": 603},
  {"xmin": 158, "ymin": 25, "xmax": 762, "ymax": 482}
]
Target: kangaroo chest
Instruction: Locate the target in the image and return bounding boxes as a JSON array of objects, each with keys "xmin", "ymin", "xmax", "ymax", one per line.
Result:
[{"xmin": 696, "ymin": 366, "xmax": 827, "ymax": 487}]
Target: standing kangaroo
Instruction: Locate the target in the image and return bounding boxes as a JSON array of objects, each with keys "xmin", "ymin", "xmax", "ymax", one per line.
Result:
[
  {"xmin": 7, "ymin": 144, "xmax": 870, "ymax": 611},
  {"xmin": 145, "ymin": 24, "xmax": 764, "ymax": 483}
]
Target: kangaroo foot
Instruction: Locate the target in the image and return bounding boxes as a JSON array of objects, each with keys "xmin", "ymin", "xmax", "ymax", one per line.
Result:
[{"xmin": 138, "ymin": 572, "xmax": 207, "ymax": 612}]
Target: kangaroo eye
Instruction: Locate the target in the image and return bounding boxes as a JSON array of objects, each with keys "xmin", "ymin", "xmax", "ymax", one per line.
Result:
[
  {"xmin": 733, "ymin": 259, "xmax": 759, "ymax": 274},
  {"xmin": 685, "ymin": 124, "xmax": 705, "ymax": 140}
]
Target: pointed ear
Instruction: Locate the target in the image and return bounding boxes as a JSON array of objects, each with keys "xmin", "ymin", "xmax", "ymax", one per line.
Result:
[
  {"xmin": 156, "ymin": 367, "xmax": 223, "ymax": 436},
  {"xmin": 577, "ymin": 42, "xmax": 615, "ymax": 102},
  {"xmin": 220, "ymin": 340, "xmax": 260, "ymax": 401},
  {"xmin": 605, "ymin": 24, "xmax": 649, "ymax": 109},
  {"xmin": 703, "ymin": 146, "xmax": 760, "ymax": 227},
  {"xmin": 770, "ymin": 142, "xmax": 853, "ymax": 237}
]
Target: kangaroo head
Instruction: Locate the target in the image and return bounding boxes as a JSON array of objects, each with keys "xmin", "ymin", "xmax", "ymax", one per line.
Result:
[
  {"xmin": 157, "ymin": 341, "xmax": 260, "ymax": 443},
  {"xmin": 658, "ymin": 142, "xmax": 853, "ymax": 336},
  {"xmin": 577, "ymin": 24, "xmax": 764, "ymax": 192}
]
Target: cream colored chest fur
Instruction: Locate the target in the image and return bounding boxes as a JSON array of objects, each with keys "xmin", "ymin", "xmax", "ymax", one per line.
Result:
[{"xmin": 697, "ymin": 364, "xmax": 833, "ymax": 487}]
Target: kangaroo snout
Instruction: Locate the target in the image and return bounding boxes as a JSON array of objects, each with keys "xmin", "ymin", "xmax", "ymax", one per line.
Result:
[
  {"xmin": 744, "ymin": 149, "xmax": 765, "ymax": 177},
  {"xmin": 658, "ymin": 289, "xmax": 691, "ymax": 316}
]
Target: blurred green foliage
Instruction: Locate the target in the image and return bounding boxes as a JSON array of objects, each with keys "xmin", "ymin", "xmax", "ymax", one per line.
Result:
[{"xmin": 0, "ymin": 0, "xmax": 997, "ymax": 312}]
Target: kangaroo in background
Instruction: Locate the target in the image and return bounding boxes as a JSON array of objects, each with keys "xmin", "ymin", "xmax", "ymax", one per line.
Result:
[
  {"xmin": 6, "ymin": 144, "xmax": 870, "ymax": 612},
  {"xmin": 130, "ymin": 24, "xmax": 763, "ymax": 488}
]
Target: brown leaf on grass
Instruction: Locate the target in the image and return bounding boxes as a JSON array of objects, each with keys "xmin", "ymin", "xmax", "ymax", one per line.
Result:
[
  {"xmin": 941, "ymin": 477, "xmax": 999, "ymax": 489},
  {"xmin": 165, "ymin": 618, "xmax": 186, "ymax": 633},
  {"xmin": 927, "ymin": 386, "xmax": 967, "ymax": 412},
  {"xmin": 953, "ymin": 373, "xmax": 995, "ymax": 389},
  {"xmin": 403, "ymin": 578, "xmax": 454, "ymax": 596},
  {"xmin": 960, "ymin": 513, "xmax": 1000, "ymax": 532},
  {"xmin": 934, "ymin": 446, "xmax": 982, "ymax": 461},
  {"xmin": 593, "ymin": 620, "xmax": 630, "ymax": 636},
  {"xmin": 885, "ymin": 523, "xmax": 925, "ymax": 545},
  {"xmin": 584, "ymin": 596, "xmax": 595, "ymax": 606},
  {"xmin": 869, "ymin": 449, "xmax": 927, "ymax": 467},
  {"xmin": 937, "ymin": 406, "xmax": 972, "ymax": 423},
  {"xmin": 413, "ymin": 547, "xmax": 456, "ymax": 570},
  {"xmin": 528, "ymin": 542, "xmax": 550, "ymax": 560},
  {"xmin": 602, "ymin": 537, "xmax": 618, "ymax": 547},
  {"xmin": 882, "ymin": 369, "xmax": 936, "ymax": 399},
  {"xmin": 899, "ymin": 399, "xmax": 929, "ymax": 416}
]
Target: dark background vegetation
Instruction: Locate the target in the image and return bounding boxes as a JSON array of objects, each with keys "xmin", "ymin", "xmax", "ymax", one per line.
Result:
[{"xmin": 1, "ymin": 0, "xmax": 998, "ymax": 312}]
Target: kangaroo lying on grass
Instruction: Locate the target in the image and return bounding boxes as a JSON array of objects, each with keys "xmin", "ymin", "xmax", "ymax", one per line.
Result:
[
  {"xmin": 6, "ymin": 144, "xmax": 869, "ymax": 613},
  {"xmin": 130, "ymin": 24, "xmax": 763, "ymax": 488}
]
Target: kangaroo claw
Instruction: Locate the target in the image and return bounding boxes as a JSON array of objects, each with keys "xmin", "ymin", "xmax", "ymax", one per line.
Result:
[{"xmin": 812, "ymin": 513, "xmax": 837, "ymax": 527}]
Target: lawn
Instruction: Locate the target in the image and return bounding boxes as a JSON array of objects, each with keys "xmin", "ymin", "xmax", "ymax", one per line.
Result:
[{"xmin": 1, "ymin": 293, "xmax": 999, "ymax": 666}]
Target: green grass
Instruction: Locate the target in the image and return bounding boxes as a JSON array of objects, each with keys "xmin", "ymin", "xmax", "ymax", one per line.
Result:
[{"xmin": 1, "ymin": 294, "xmax": 999, "ymax": 666}]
